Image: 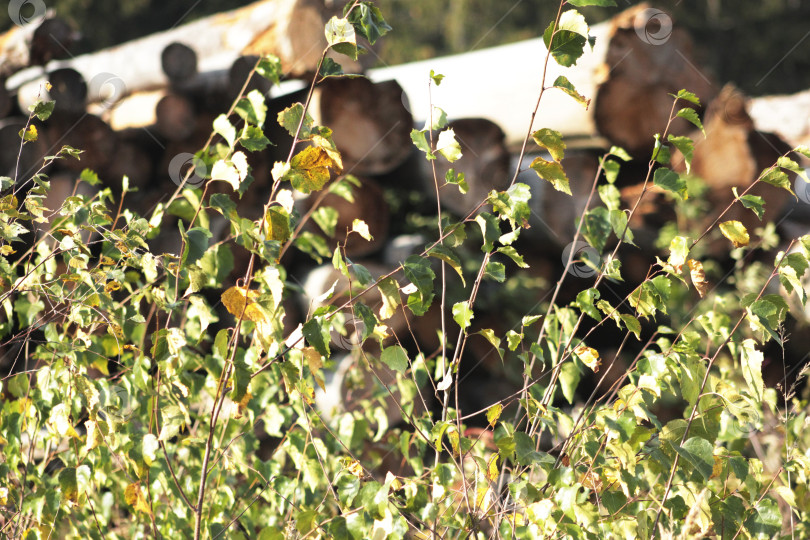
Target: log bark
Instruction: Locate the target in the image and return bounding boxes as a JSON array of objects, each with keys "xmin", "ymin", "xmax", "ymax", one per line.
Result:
[
  {"xmin": 9, "ymin": 0, "xmax": 359, "ymax": 112},
  {"xmin": 419, "ymin": 118, "xmax": 511, "ymax": 217},
  {"xmin": 308, "ymin": 78, "xmax": 413, "ymax": 176},
  {"xmin": 47, "ymin": 68, "xmax": 87, "ymax": 114},
  {"xmin": 228, "ymin": 55, "xmax": 273, "ymax": 101}
]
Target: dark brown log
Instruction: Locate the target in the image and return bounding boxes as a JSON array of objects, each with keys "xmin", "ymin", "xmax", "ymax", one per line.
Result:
[
  {"xmin": 312, "ymin": 78, "xmax": 413, "ymax": 176},
  {"xmin": 302, "ymin": 176, "xmax": 390, "ymax": 258},
  {"xmin": 30, "ymin": 18, "xmax": 77, "ymax": 66},
  {"xmin": 10, "ymin": 0, "xmax": 358, "ymax": 112},
  {"xmin": 1, "ymin": 18, "xmax": 76, "ymax": 77},
  {"xmin": 155, "ymin": 92, "xmax": 197, "ymax": 141},
  {"xmin": 671, "ymin": 85, "xmax": 793, "ymax": 250},
  {"xmin": 419, "ymin": 118, "xmax": 510, "ymax": 217},
  {"xmin": 0, "ymin": 117, "xmax": 49, "ymax": 180},
  {"xmin": 594, "ymin": 4, "xmax": 717, "ymax": 158},
  {"xmin": 46, "ymin": 114, "xmax": 117, "ymax": 173},
  {"xmin": 48, "ymin": 68, "xmax": 87, "ymax": 114},
  {"xmin": 228, "ymin": 55, "xmax": 272, "ymax": 100},
  {"xmin": 161, "ymin": 42, "xmax": 198, "ymax": 85},
  {"xmin": 0, "ymin": 78, "xmax": 12, "ymax": 119}
]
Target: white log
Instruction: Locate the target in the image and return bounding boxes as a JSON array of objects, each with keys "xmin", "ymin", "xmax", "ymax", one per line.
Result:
[
  {"xmin": 8, "ymin": 0, "xmax": 359, "ymax": 112},
  {"xmin": 749, "ymin": 89, "xmax": 810, "ymax": 149}
]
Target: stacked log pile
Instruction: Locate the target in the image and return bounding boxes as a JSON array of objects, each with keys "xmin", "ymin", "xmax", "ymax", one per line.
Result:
[{"xmin": 3, "ymin": 1, "xmax": 809, "ymax": 414}]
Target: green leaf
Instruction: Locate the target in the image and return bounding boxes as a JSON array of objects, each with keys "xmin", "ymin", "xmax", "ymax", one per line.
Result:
[
  {"xmin": 59, "ymin": 467, "xmax": 79, "ymax": 504},
  {"xmin": 552, "ymin": 75, "xmax": 590, "ymax": 108},
  {"xmin": 234, "ymin": 89, "xmax": 267, "ymax": 126},
  {"xmin": 303, "ymin": 317, "xmax": 331, "ymax": 357},
  {"xmin": 475, "ymin": 212, "xmax": 501, "ymax": 252},
  {"xmin": 381, "ymin": 345, "xmax": 408, "ymax": 373},
  {"xmin": 759, "ymin": 166, "xmax": 795, "ymax": 196},
  {"xmin": 530, "ymin": 157, "xmax": 571, "ymax": 195},
  {"xmin": 609, "ymin": 208, "xmax": 634, "ymax": 245},
  {"xmin": 674, "ymin": 437, "xmax": 714, "ymax": 480},
  {"xmin": 256, "ymin": 55, "xmax": 281, "ymax": 85},
  {"xmin": 484, "ymin": 261, "xmax": 506, "ymax": 282},
  {"xmin": 312, "ymin": 206, "xmax": 338, "ymax": 236},
  {"xmin": 576, "ymin": 288, "xmax": 602, "ymax": 322},
  {"xmin": 318, "ymin": 57, "xmax": 345, "ymax": 78},
  {"xmin": 240, "ymin": 125, "xmax": 271, "ymax": 151},
  {"xmin": 325, "ymin": 16, "xmax": 356, "ymax": 47},
  {"xmin": 347, "ymin": 2, "xmax": 391, "ymax": 45},
  {"xmin": 351, "ymin": 219, "xmax": 372, "ymax": 241},
  {"xmin": 477, "ymin": 329, "xmax": 504, "ymax": 360},
  {"xmin": 581, "ymin": 206, "xmax": 611, "ymax": 253},
  {"xmin": 436, "ymin": 128, "xmax": 462, "ymax": 162},
  {"xmin": 740, "ymin": 339, "xmax": 764, "ymax": 402},
  {"xmin": 653, "ymin": 168, "xmax": 687, "ymax": 199},
  {"xmin": 427, "ymin": 244, "xmax": 466, "ymax": 286},
  {"xmin": 445, "ymin": 168, "xmax": 468, "ymax": 194},
  {"xmin": 452, "ymin": 301, "xmax": 473, "ymax": 330},
  {"xmin": 403, "ymin": 255, "xmax": 435, "ymax": 316},
  {"xmin": 489, "ymin": 183, "xmax": 532, "ymax": 229},
  {"xmin": 497, "ymin": 246, "xmax": 529, "ymax": 268},
  {"xmin": 213, "ymin": 114, "xmax": 236, "ymax": 148},
  {"xmin": 543, "ymin": 9, "xmax": 590, "ymax": 67},
  {"xmin": 30, "ymin": 100, "xmax": 55, "ymax": 121},
  {"xmin": 672, "ymin": 89, "xmax": 701, "ymax": 106},
  {"xmin": 265, "ymin": 206, "xmax": 292, "ymax": 243},
  {"xmin": 743, "ymin": 497, "xmax": 782, "ymax": 538},
  {"xmin": 733, "ymin": 187, "xmax": 765, "ymax": 221},
  {"xmin": 667, "ymin": 236, "xmax": 690, "ymax": 271},
  {"xmin": 676, "ymin": 107, "xmax": 704, "ymax": 134},
  {"xmin": 621, "ymin": 314, "xmax": 641, "ymax": 339},
  {"xmin": 668, "ymin": 134, "xmax": 694, "ymax": 174},
  {"xmin": 568, "ymin": 0, "xmax": 616, "ymax": 5},
  {"xmin": 278, "ymin": 103, "xmax": 313, "ymax": 139},
  {"xmin": 778, "ymin": 251, "xmax": 809, "ymax": 304},
  {"xmin": 410, "ymin": 129, "xmax": 435, "ymax": 160},
  {"xmin": 559, "ymin": 362, "xmax": 580, "ymax": 404},
  {"xmin": 532, "ymin": 128, "xmax": 566, "ymax": 161},
  {"xmin": 429, "ymin": 69, "xmax": 444, "ymax": 86},
  {"xmin": 429, "ymin": 106, "xmax": 448, "ymax": 130},
  {"xmin": 180, "ymin": 225, "xmax": 212, "ymax": 265}
]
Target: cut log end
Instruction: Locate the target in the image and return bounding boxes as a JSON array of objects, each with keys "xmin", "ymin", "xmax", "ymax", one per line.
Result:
[{"xmin": 161, "ymin": 42, "xmax": 198, "ymax": 84}]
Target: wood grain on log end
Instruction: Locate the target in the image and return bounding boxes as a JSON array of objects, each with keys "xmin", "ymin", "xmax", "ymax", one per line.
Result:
[
  {"xmin": 314, "ymin": 78, "xmax": 413, "ymax": 176},
  {"xmin": 594, "ymin": 4, "xmax": 716, "ymax": 157},
  {"xmin": 161, "ymin": 42, "xmax": 198, "ymax": 84},
  {"xmin": 421, "ymin": 117, "xmax": 510, "ymax": 218}
]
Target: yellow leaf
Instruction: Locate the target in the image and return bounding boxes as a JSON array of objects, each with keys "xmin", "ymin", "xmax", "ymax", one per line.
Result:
[
  {"xmin": 574, "ymin": 344, "xmax": 601, "ymax": 372},
  {"xmin": 687, "ymin": 259, "xmax": 709, "ymax": 298},
  {"xmin": 486, "ymin": 454, "xmax": 500, "ymax": 482},
  {"xmin": 124, "ymin": 482, "xmax": 152, "ymax": 515},
  {"xmin": 221, "ymin": 286, "xmax": 266, "ymax": 323},
  {"xmin": 719, "ymin": 220, "xmax": 749, "ymax": 248},
  {"xmin": 709, "ymin": 455, "xmax": 723, "ymax": 480},
  {"xmin": 345, "ymin": 459, "xmax": 365, "ymax": 478},
  {"xmin": 580, "ymin": 470, "xmax": 603, "ymax": 492},
  {"xmin": 0, "ymin": 245, "xmax": 15, "ymax": 255},
  {"xmin": 289, "ymin": 146, "xmax": 337, "ymax": 193}
]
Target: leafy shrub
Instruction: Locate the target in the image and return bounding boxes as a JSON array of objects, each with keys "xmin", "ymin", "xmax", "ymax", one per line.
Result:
[{"xmin": 1, "ymin": 1, "xmax": 810, "ymax": 539}]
